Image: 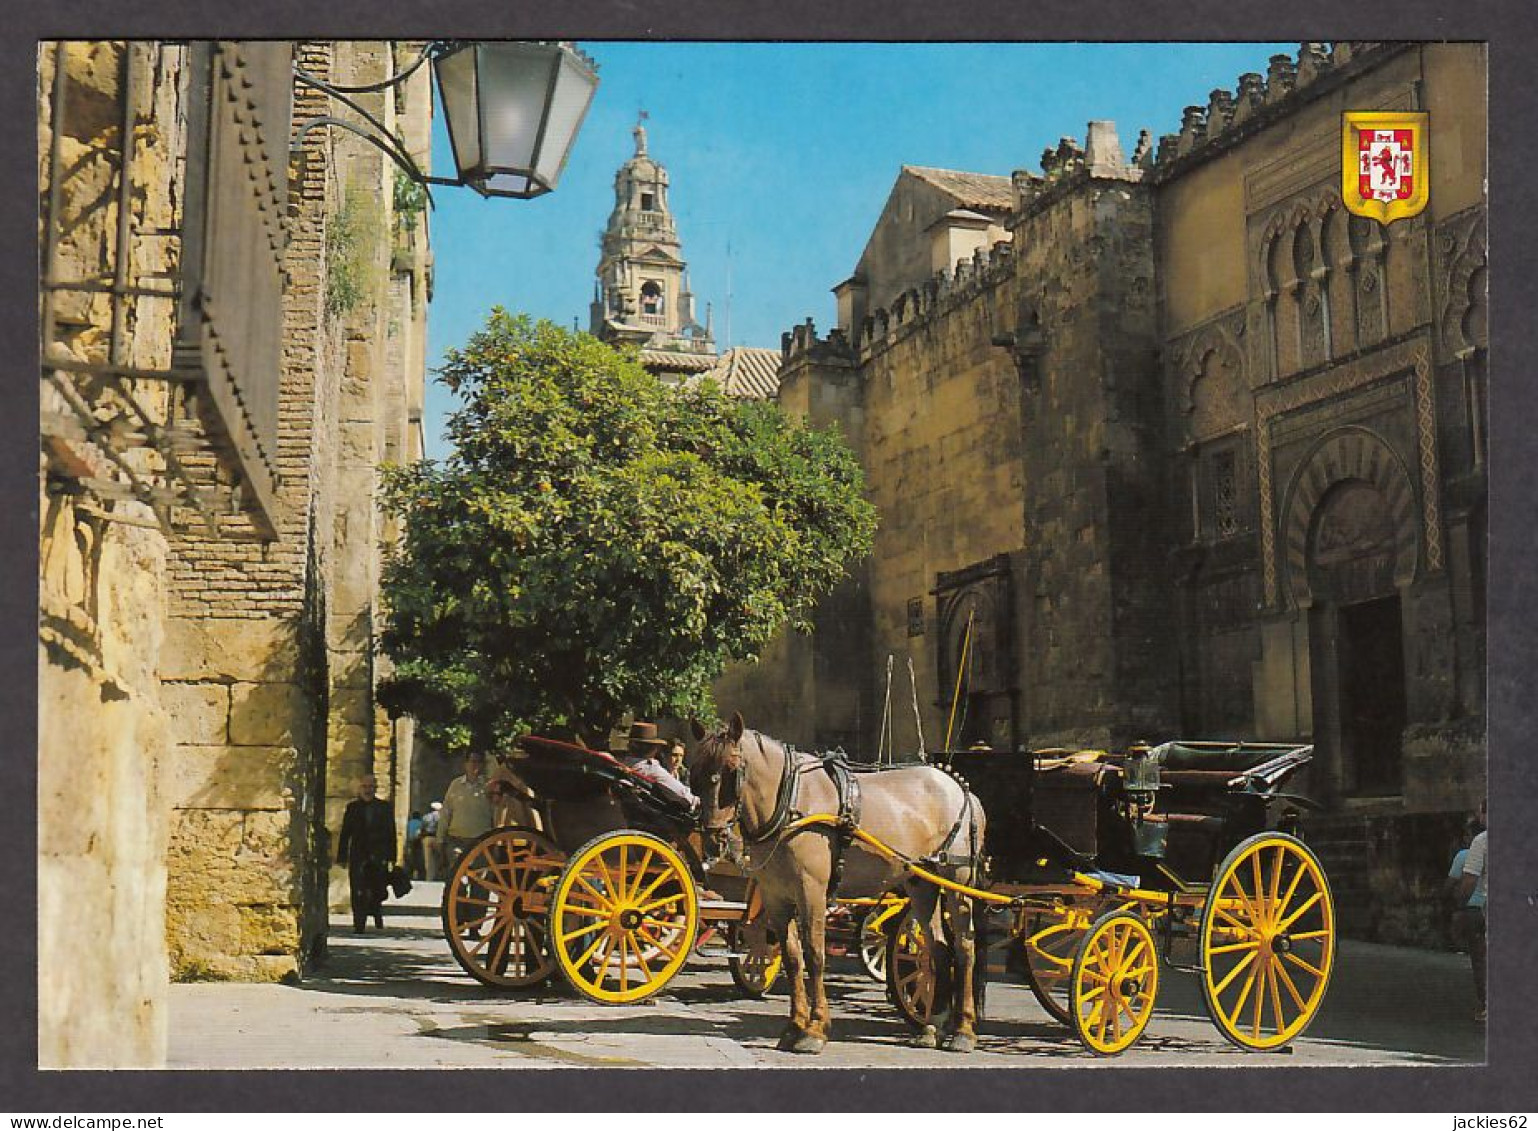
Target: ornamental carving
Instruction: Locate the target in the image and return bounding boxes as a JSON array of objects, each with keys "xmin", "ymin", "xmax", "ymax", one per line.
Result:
[
  {"xmin": 1280, "ymin": 426, "xmax": 1419, "ymax": 610},
  {"xmin": 1435, "ymin": 206, "xmax": 1487, "ymax": 361},
  {"xmin": 1169, "ymin": 306, "xmax": 1247, "ymax": 440}
]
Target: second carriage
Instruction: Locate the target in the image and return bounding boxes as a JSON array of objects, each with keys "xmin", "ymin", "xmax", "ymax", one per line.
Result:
[{"xmin": 869, "ymin": 739, "xmax": 1337, "ymax": 1054}]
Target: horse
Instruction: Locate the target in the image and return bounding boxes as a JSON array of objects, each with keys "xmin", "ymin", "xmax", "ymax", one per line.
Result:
[{"xmin": 689, "ymin": 713, "xmax": 987, "ymax": 1054}]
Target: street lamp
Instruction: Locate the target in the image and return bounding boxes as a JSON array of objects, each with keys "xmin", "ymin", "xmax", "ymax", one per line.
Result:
[
  {"xmin": 433, "ymin": 41, "xmax": 599, "ymax": 199},
  {"xmin": 292, "ymin": 40, "xmax": 600, "ymax": 204}
]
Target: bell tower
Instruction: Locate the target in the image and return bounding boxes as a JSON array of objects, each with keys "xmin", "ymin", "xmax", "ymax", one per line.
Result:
[{"xmin": 591, "ymin": 115, "xmax": 714, "ymax": 369}]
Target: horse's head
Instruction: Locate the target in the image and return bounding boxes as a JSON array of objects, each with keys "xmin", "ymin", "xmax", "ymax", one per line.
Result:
[{"xmin": 687, "ymin": 712, "xmax": 747, "ymax": 860}]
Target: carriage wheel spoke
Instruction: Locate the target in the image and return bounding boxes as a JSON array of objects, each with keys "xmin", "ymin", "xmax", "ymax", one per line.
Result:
[
  {"xmin": 637, "ymin": 892, "xmax": 686, "ymax": 915},
  {"xmin": 1272, "ymin": 954, "xmax": 1308, "ymax": 1013},
  {"xmin": 1251, "ymin": 957, "xmax": 1267, "ymax": 1038},
  {"xmin": 457, "ymin": 908, "xmax": 497, "ymax": 932},
  {"xmin": 1288, "ymin": 928, "xmax": 1331, "ymax": 941},
  {"xmin": 1281, "ymin": 950, "xmax": 1325, "ymax": 979},
  {"xmin": 630, "ymin": 848, "xmax": 656, "ymax": 899},
  {"xmin": 593, "ymin": 935, "xmax": 617, "ymax": 983},
  {"xmin": 1267, "ymin": 846, "xmax": 1285, "ymax": 920},
  {"xmin": 1268, "ymin": 953, "xmax": 1287, "ymax": 1034},
  {"xmin": 1208, "ymin": 939, "xmax": 1260, "ymax": 956},
  {"xmin": 453, "ymin": 895, "xmax": 500, "ymax": 909},
  {"xmin": 572, "ymin": 928, "xmax": 609, "ymax": 971},
  {"xmin": 1271, "ymin": 861, "xmax": 1310, "ymax": 930},
  {"xmin": 635, "ymin": 925, "xmax": 680, "ymax": 962},
  {"xmin": 560, "ymin": 918, "xmax": 608, "ymax": 944},
  {"xmin": 1228, "ymin": 960, "xmax": 1260, "ymax": 1026},
  {"xmin": 1211, "ymin": 947, "xmax": 1257, "ymax": 999},
  {"xmin": 632, "ymin": 935, "xmax": 656, "ymax": 984},
  {"xmin": 631, "ymin": 863, "xmax": 675, "ymax": 910},
  {"xmin": 1251, "ymin": 852, "xmax": 1268, "ymax": 928},
  {"xmin": 1226, "ymin": 875, "xmax": 1263, "ymax": 931},
  {"xmin": 1213, "ymin": 905, "xmax": 1256, "ymax": 936},
  {"xmin": 593, "ymin": 854, "xmax": 620, "ymax": 900},
  {"xmin": 573, "ymin": 874, "xmax": 612, "ymax": 909},
  {"xmin": 1275, "ymin": 890, "xmax": 1323, "ymax": 935},
  {"xmin": 488, "ymin": 918, "xmax": 514, "ymax": 974}
]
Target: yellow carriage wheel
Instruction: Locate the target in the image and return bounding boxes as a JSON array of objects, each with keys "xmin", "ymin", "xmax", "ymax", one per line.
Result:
[
  {"xmin": 886, "ymin": 916, "xmax": 955, "ymax": 1030},
  {"xmin": 550, "ymin": 830, "xmax": 698, "ymax": 1005},
  {"xmin": 727, "ymin": 881, "xmax": 783, "ymax": 998},
  {"xmin": 1199, "ymin": 832, "xmax": 1334, "ymax": 1051},
  {"xmin": 441, "ymin": 825, "xmax": 561, "ymax": 990},
  {"xmin": 1068, "ymin": 910, "xmax": 1159, "ymax": 1056}
]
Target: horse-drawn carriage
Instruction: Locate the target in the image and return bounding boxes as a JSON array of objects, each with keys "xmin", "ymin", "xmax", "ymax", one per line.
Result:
[
  {"xmin": 441, "ymin": 734, "xmax": 746, "ymax": 1004},
  {"xmin": 910, "ymin": 739, "xmax": 1335, "ymax": 1054},
  {"xmin": 688, "ymin": 718, "xmax": 1336, "ymax": 1056},
  {"xmin": 442, "ymin": 722, "xmax": 1335, "ymax": 1058}
]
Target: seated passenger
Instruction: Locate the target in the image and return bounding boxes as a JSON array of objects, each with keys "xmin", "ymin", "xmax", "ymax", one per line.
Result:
[{"xmin": 618, "ymin": 721, "xmax": 698, "ymax": 807}]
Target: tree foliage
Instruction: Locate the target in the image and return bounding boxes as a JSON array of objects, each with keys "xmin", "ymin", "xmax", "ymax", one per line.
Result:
[{"xmin": 379, "ymin": 312, "xmax": 877, "ymax": 754}]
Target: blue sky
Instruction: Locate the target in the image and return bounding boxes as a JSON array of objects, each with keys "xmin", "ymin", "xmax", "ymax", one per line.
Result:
[{"xmin": 422, "ymin": 42, "xmax": 1292, "ymax": 460}]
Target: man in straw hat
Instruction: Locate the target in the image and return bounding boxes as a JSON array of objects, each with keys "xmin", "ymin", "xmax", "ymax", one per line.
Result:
[{"xmin": 619, "ymin": 721, "xmax": 697, "ymax": 808}]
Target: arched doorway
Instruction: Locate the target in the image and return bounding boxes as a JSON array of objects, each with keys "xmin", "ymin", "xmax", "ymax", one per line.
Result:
[
  {"xmin": 1309, "ymin": 480, "xmax": 1406, "ymax": 795},
  {"xmin": 1282, "ymin": 427, "xmax": 1420, "ymax": 799},
  {"xmin": 934, "ymin": 554, "xmax": 1016, "ymax": 752}
]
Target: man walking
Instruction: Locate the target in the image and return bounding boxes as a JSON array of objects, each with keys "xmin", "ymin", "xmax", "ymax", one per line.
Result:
[{"xmin": 337, "ymin": 773, "xmax": 396, "ymax": 933}]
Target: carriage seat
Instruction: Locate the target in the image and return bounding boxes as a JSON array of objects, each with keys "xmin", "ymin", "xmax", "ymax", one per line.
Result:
[
  {"xmin": 1150, "ymin": 741, "xmax": 1307, "ymax": 775},
  {"xmin": 513, "ymin": 734, "xmax": 698, "ymax": 821}
]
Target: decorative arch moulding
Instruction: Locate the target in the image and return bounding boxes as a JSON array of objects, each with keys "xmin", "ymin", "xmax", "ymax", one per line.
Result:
[{"xmin": 1256, "ymin": 329, "xmax": 1442, "ymax": 607}]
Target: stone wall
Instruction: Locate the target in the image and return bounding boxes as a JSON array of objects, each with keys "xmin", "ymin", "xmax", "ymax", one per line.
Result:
[
  {"xmin": 38, "ymin": 40, "xmax": 433, "ymax": 1063},
  {"xmin": 37, "ymin": 40, "xmax": 186, "ymax": 1069},
  {"xmin": 161, "ymin": 40, "xmax": 431, "ymax": 977}
]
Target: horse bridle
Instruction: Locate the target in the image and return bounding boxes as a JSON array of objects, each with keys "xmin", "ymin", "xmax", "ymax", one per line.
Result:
[{"xmin": 694, "ymin": 728, "xmax": 806, "ymax": 863}]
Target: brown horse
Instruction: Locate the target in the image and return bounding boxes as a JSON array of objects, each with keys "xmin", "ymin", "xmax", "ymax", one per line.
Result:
[{"xmin": 689, "ymin": 714, "xmax": 986, "ymax": 1054}]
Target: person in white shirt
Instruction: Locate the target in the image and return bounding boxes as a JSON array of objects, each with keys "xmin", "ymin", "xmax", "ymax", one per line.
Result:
[
  {"xmin": 618, "ymin": 721, "xmax": 697, "ymax": 808},
  {"xmin": 1457, "ymin": 801, "xmax": 1488, "ymax": 1022}
]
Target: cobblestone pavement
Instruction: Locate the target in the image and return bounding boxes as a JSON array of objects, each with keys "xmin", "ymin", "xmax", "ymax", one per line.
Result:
[{"xmin": 168, "ymin": 882, "xmax": 1486, "ymax": 1069}]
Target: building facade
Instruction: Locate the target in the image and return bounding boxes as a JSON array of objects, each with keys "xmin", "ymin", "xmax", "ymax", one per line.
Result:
[
  {"xmin": 38, "ymin": 40, "xmax": 432, "ymax": 1066},
  {"xmin": 734, "ymin": 42, "xmax": 1487, "ymax": 944}
]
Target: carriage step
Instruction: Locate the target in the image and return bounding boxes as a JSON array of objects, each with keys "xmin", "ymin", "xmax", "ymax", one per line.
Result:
[{"xmin": 699, "ymin": 899, "xmax": 747, "ymax": 921}]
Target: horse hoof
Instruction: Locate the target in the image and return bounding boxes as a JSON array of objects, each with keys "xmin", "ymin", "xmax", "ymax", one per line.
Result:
[
  {"xmin": 790, "ymin": 1033, "xmax": 826, "ymax": 1055},
  {"xmin": 945, "ymin": 1031, "xmax": 977, "ymax": 1054},
  {"xmin": 776, "ymin": 1028, "xmax": 802, "ymax": 1053},
  {"xmin": 910, "ymin": 1024, "xmax": 938, "ymax": 1050}
]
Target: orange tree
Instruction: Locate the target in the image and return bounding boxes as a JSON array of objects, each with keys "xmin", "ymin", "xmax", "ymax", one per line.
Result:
[{"xmin": 379, "ymin": 311, "xmax": 876, "ymax": 754}]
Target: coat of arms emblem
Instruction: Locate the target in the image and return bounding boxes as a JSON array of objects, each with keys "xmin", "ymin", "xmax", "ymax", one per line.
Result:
[{"xmin": 1341, "ymin": 111, "xmax": 1430, "ymax": 224}]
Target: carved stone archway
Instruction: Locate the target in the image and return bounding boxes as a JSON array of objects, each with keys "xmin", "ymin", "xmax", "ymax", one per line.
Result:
[{"xmin": 1280, "ymin": 426, "xmax": 1419, "ymax": 611}]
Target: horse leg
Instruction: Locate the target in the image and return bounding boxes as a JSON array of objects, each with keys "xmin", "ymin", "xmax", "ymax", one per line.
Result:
[
  {"xmin": 789, "ymin": 885, "xmax": 830, "ymax": 1054},
  {"xmin": 943, "ymin": 892, "xmax": 979, "ymax": 1054},
  {"xmin": 775, "ymin": 903, "xmax": 812, "ymax": 1052},
  {"xmin": 903, "ymin": 882, "xmax": 941, "ymax": 1050}
]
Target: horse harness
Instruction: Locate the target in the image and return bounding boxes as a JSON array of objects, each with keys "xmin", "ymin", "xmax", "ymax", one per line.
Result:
[{"xmin": 733, "ymin": 731, "xmax": 977, "ymax": 900}]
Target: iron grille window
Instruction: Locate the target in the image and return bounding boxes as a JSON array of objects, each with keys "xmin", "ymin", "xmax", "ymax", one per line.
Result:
[{"xmin": 1212, "ymin": 450, "xmax": 1239, "ymax": 538}]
